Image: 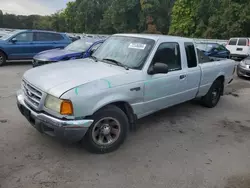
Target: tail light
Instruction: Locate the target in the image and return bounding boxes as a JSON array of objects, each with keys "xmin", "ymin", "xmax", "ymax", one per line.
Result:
[{"xmin": 247, "ymin": 39, "xmax": 250, "ymax": 46}]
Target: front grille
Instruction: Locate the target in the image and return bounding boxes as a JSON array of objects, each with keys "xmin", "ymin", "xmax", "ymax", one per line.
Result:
[{"xmin": 22, "ymin": 80, "xmax": 43, "ymax": 108}]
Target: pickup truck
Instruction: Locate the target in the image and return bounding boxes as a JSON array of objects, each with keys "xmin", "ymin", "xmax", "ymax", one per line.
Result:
[{"xmin": 16, "ymin": 34, "xmax": 235, "ymax": 154}]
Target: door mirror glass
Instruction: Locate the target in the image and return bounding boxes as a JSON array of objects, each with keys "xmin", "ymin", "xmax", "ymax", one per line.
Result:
[
  {"xmin": 148, "ymin": 62, "xmax": 169, "ymax": 75},
  {"xmin": 11, "ymin": 38, "xmax": 17, "ymax": 43}
]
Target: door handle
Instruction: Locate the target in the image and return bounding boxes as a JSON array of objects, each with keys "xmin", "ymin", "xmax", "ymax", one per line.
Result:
[{"xmin": 179, "ymin": 75, "xmax": 186, "ymax": 80}]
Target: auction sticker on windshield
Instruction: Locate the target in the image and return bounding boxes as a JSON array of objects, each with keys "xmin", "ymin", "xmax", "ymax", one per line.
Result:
[{"xmin": 128, "ymin": 43, "xmax": 146, "ymax": 50}]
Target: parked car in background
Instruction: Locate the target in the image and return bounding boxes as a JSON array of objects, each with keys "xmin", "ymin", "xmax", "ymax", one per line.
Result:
[
  {"xmin": 196, "ymin": 42, "xmax": 230, "ymax": 58},
  {"xmin": 66, "ymin": 34, "xmax": 81, "ymax": 42},
  {"xmin": 0, "ymin": 30, "xmax": 71, "ymax": 66},
  {"xmin": 17, "ymin": 34, "xmax": 235, "ymax": 154},
  {"xmin": 237, "ymin": 56, "xmax": 250, "ymax": 78},
  {"xmin": 226, "ymin": 38, "xmax": 250, "ymax": 60},
  {"xmin": 32, "ymin": 38, "xmax": 105, "ymax": 67}
]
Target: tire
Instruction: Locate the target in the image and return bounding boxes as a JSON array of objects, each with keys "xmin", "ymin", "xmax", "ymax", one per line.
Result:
[
  {"xmin": 201, "ymin": 79, "xmax": 223, "ymax": 108},
  {"xmin": 0, "ymin": 51, "xmax": 6, "ymax": 66},
  {"xmin": 237, "ymin": 69, "xmax": 242, "ymax": 78},
  {"xmin": 83, "ymin": 105, "xmax": 129, "ymax": 154}
]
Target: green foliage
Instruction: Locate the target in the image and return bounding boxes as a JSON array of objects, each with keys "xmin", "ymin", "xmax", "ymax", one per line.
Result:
[
  {"xmin": 169, "ymin": 0, "xmax": 250, "ymax": 39},
  {"xmin": 0, "ymin": 0, "xmax": 250, "ymax": 39}
]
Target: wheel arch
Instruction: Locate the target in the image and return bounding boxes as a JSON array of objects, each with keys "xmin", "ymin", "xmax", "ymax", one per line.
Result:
[
  {"xmin": 214, "ymin": 75, "xmax": 225, "ymax": 95},
  {"xmin": 0, "ymin": 49, "xmax": 8, "ymax": 60},
  {"xmin": 91, "ymin": 101, "xmax": 137, "ymax": 131}
]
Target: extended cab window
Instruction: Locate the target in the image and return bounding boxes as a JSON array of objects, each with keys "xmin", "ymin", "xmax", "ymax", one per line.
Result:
[
  {"xmin": 185, "ymin": 42, "xmax": 197, "ymax": 68},
  {"xmin": 34, "ymin": 32, "xmax": 64, "ymax": 41},
  {"xmin": 152, "ymin": 42, "xmax": 181, "ymax": 72},
  {"xmin": 15, "ymin": 32, "xmax": 33, "ymax": 42}
]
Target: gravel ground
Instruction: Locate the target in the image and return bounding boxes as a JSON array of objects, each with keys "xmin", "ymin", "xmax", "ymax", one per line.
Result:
[{"xmin": 1, "ymin": 63, "xmax": 250, "ymax": 188}]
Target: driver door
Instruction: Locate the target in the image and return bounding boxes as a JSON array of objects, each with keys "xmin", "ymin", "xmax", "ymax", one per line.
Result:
[
  {"xmin": 7, "ymin": 32, "xmax": 34, "ymax": 60},
  {"xmin": 143, "ymin": 42, "xmax": 188, "ymax": 114}
]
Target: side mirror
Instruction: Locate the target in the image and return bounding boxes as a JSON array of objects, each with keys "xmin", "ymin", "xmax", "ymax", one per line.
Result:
[
  {"xmin": 148, "ymin": 62, "xmax": 169, "ymax": 75},
  {"xmin": 11, "ymin": 38, "xmax": 17, "ymax": 43}
]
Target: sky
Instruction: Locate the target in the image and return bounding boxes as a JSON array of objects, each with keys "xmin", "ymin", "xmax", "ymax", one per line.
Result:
[{"xmin": 0, "ymin": 0, "xmax": 73, "ymax": 15}]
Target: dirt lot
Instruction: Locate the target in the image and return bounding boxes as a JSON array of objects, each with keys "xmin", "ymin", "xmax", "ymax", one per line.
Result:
[{"xmin": 1, "ymin": 63, "xmax": 250, "ymax": 188}]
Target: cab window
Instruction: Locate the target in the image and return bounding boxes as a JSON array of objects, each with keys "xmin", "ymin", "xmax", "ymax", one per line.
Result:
[{"xmin": 152, "ymin": 42, "xmax": 181, "ymax": 72}]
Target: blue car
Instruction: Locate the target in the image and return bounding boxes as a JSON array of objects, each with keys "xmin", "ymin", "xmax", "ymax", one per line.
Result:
[
  {"xmin": 0, "ymin": 30, "xmax": 71, "ymax": 66},
  {"xmin": 32, "ymin": 38, "xmax": 105, "ymax": 67},
  {"xmin": 196, "ymin": 43, "xmax": 230, "ymax": 59}
]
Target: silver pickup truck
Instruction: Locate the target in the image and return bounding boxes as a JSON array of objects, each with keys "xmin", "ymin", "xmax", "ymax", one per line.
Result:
[{"xmin": 17, "ymin": 34, "xmax": 235, "ymax": 153}]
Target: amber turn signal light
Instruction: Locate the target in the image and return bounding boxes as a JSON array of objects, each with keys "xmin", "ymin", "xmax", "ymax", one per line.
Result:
[{"xmin": 60, "ymin": 100, "xmax": 73, "ymax": 115}]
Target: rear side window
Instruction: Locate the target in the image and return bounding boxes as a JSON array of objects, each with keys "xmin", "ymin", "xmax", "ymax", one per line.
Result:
[
  {"xmin": 196, "ymin": 49, "xmax": 212, "ymax": 63},
  {"xmin": 34, "ymin": 32, "xmax": 64, "ymax": 41},
  {"xmin": 228, "ymin": 39, "xmax": 237, "ymax": 45},
  {"xmin": 237, "ymin": 38, "xmax": 247, "ymax": 46},
  {"xmin": 185, "ymin": 42, "xmax": 197, "ymax": 68},
  {"xmin": 152, "ymin": 42, "xmax": 181, "ymax": 72}
]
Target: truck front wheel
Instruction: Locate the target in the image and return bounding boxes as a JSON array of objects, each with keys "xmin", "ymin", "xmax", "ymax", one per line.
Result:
[
  {"xmin": 201, "ymin": 79, "xmax": 223, "ymax": 108},
  {"xmin": 83, "ymin": 105, "xmax": 129, "ymax": 154}
]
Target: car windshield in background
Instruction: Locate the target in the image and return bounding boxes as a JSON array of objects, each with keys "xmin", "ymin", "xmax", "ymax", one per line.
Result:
[
  {"xmin": 0, "ymin": 30, "xmax": 21, "ymax": 40},
  {"xmin": 93, "ymin": 36, "xmax": 155, "ymax": 70},
  {"xmin": 65, "ymin": 39, "xmax": 94, "ymax": 52},
  {"xmin": 196, "ymin": 43, "xmax": 218, "ymax": 52}
]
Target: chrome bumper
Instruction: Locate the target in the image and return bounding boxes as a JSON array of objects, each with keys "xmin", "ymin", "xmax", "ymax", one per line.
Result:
[
  {"xmin": 237, "ymin": 65, "xmax": 250, "ymax": 77},
  {"xmin": 17, "ymin": 90, "xmax": 93, "ymax": 142}
]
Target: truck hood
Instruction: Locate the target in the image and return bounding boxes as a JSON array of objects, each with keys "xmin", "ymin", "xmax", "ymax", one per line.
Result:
[
  {"xmin": 23, "ymin": 58, "xmax": 127, "ymax": 97},
  {"xmin": 34, "ymin": 49, "xmax": 82, "ymax": 61}
]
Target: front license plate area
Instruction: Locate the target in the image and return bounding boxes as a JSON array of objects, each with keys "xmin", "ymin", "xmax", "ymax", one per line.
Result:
[
  {"xmin": 22, "ymin": 106, "xmax": 31, "ymax": 121},
  {"xmin": 236, "ymin": 48, "xmax": 243, "ymax": 51}
]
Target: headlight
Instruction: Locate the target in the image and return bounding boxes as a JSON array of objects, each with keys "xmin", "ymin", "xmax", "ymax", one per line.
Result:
[
  {"xmin": 45, "ymin": 94, "xmax": 74, "ymax": 115},
  {"xmin": 240, "ymin": 61, "xmax": 246, "ymax": 67}
]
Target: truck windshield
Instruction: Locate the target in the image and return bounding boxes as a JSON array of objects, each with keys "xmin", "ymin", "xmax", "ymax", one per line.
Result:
[
  {"xmin": 65, "ymin": 39, "xmax": 94, "ymax": 52},
  {"xmin": 93, "ymin": 36, "xmax": 155, "ymax": 70}
]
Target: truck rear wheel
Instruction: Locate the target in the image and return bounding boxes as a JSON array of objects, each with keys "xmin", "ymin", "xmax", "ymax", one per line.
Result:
[
  {"xmin": 201, "ymin": 79, "xmax": 223, "ymax": 108},
  {"xmin": 0, "ymin": 51, "xmax": 6, "ymax": 66},
  {"xmin": 82, "ymin": 105, "xmax": 129, "ymax": 154}
]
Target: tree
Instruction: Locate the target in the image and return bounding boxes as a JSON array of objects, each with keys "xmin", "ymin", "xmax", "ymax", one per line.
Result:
[
  {"xmin": 0, "ymin": 10, "xmax": 3, "ymax": 27},
  {"xmin": 169, "ymin": 0, "xmax": 199, "ymax": 37},
  {"xmin": 100, "ymin": 0, "xmax": 141, "ymax": 33}
]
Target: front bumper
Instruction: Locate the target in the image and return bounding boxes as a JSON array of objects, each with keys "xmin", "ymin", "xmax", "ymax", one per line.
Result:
[
  {"xmin": 17, "ymin": 90, "xmax": 93, "ymax": 142},
  {"xmin": 231, "ymin": 54, "xmax": 248, "ymax": 60},
  {"xmin": 237, "ymin": 65, "xmax": 250, "ymax": 77}
]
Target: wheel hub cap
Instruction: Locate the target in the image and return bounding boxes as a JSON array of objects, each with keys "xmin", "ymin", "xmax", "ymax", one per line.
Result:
[
  {"xmin": 92, "ymin": 117, "xmax": 121, "ymax": 146},
  {"xmin": 101, "ymin": 125, "xmax": 111, "ymax": 135}
]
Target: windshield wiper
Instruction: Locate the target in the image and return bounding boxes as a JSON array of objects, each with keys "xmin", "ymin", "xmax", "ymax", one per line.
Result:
[
  {"xmin": 89, "ymin": 55, "xmax": 98, "ymax": 62},
  {"xmin": 102, "ymin": 58, "xmax": 129, "ymax": 70}
]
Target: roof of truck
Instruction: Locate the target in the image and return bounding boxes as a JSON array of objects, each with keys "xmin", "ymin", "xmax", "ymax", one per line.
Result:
[{"xmin": 114, "ymin": 33, "xmax": 193, "ymax": 42}]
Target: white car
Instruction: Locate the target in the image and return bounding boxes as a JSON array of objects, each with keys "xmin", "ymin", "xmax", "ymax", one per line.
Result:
[{"xmin": 226, "ymin": 38, "xmax": 250, "ymax": 60}]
